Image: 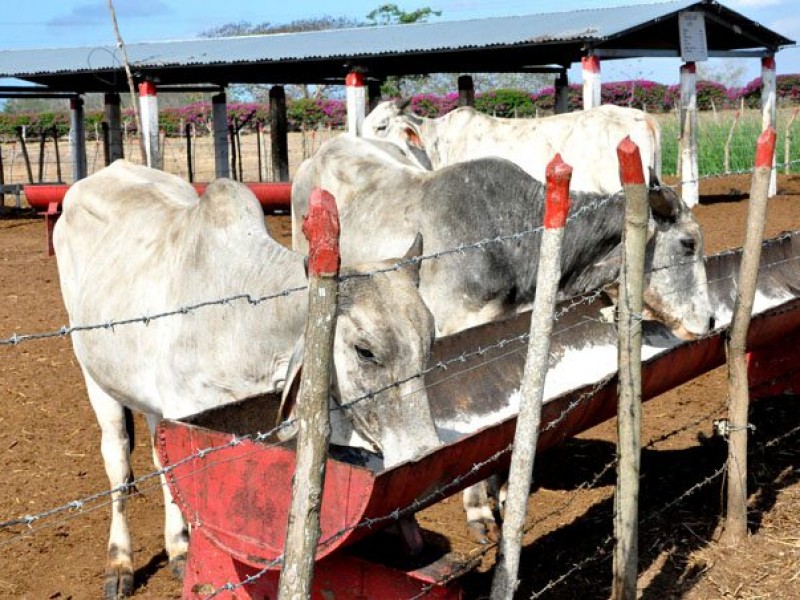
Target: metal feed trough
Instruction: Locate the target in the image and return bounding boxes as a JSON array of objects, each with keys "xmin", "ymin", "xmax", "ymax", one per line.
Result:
[{"xmin": 157, "ymin": 232, "xmax": 800, "ymax": 599}]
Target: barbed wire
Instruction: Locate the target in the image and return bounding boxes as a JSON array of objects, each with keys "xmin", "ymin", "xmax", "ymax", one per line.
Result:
[
  {"xmin": 1, "ymin": 229, "xmax": 797, "ymax": 540},
  {"xmin": 0, "ymin": 284, "xmax": 606, "ymax": 536},
  {"xmin": 7, "ymin": 184, "xmax": 789, "ymax": 348}
]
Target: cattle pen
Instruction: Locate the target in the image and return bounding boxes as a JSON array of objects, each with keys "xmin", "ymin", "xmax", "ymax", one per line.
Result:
[
  {"xmin": 2, "ymin": 144, "xmax": 800, "ymax": 598},
  {"xmin": 2, "ymin": 1, "xmax": 800, "ymax": 598}
]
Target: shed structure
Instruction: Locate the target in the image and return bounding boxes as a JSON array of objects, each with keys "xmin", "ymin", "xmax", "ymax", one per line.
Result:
[{"xmin": 0, "ymin": 0, "xmax": 794, "ymax": 201}]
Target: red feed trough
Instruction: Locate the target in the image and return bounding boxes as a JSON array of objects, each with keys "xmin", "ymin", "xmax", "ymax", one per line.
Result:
[
  {"xmin": 157, "ymin": 234, "xmax": 800, "ymax": 599},
  {"xmin": 22, "ymin": 181, "xmax": 292, "ymax": 213}
]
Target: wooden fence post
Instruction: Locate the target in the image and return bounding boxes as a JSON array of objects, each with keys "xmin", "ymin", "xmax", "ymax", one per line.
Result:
[
  {"xmin": 612, "ymin": 137, "xmax": 649, "ymax": 600},
  {"xmin": 785, "ymin": 107, "xmax": 799, "ymax": 175},
  {"xmin": 184, "ymin": 122, "xmax": 194, "ymax": 183},
  {"xmin": 490, "ymin": 155, "xmax": 573, "ymax": 600},
  {"xmin": 721, "ymin": 127, "xmax": 777, "ymax": 546},
  {"xmin": 16, "ymin": 126, "xmax": 33, "ymax": 184},
  {"xmin": 277, "ymin": 188, "xmax": 341, "ymax": 600}
]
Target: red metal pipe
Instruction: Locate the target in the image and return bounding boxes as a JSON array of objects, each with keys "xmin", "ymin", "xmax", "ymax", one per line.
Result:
[{"xmin": 23, "ymin": 181, "xmax": 292, "ymax": 213}]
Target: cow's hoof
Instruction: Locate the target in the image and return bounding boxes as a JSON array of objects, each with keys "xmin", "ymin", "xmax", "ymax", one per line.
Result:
[
  {"xmin": 467, "ymin": 521, "xmax": 500, "ymax": 544},
  {"xmin": 169, "ymin": 554, "xmax": 187, "ymax": 581},
  {"xmin": 103, "ymin": 565, "xmax": 134, "ymax": 599}
]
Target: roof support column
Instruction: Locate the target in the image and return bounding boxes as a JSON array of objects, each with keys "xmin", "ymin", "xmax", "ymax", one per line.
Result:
[
  {"xmin": 581, "ymin": 55, "xmax": 601, "ymax": 110},
  {"xmin": 138, "ymin": 81, "xmax": 160, "ymax": 169},
  {"xmin": 104, "ymin": 93, "xmax": 124, "ymax": 164},
  {"xmin": 761, "ymin": 56, "xmax": 777, "ymax": 196},
  {"xmin": 346, "ymin": 71, "xmax": 366, "ymax": 136},
  {"xmin": 458, "ymin": 75, "xmax": 475, "ymax": 107},
  {"xmin": 368, "ymin": 80, "xmax": 383, "ymax": 112},
  {"xmin": 69, "ymin": 97, "xmax": 87, "ymax": 182},
  {"xmin": 554, "ymin": 70, "xmax": 569, "ymax": 114},
  {"xmin": 680, "ymin": 62, "xmax": 699, "ymax": 208},
  {"xmin": 212, "ymin": 92, "xmax": 230, "ymax": 179},
  {"xmin": 269, "ymin": 85, "xmax": 290, "ymax": 182}
]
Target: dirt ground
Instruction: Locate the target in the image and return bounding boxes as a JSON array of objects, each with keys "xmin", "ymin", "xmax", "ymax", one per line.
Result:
[{"xmin": 1, "ymin": 172, "xmax": 800, "ymax": 599}]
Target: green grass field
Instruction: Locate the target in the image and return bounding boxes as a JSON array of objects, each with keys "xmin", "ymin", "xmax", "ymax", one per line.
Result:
[{"xmin": 656, "ymin": 106, "xmax": 800, "ymax": 177}]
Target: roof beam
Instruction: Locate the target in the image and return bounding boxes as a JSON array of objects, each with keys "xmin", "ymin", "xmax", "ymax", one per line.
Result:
[{"xmin": 593, "ymin": 48, "xmax": 773, "ymax": 59}]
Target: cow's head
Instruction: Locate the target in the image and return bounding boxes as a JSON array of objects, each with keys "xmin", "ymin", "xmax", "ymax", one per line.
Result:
[
  {"xmin": 604, "ymin": 173, "xmax": 714, "ymax": 340},
  {"xmin": 278, "ymin": 234, "xmax": 441, "ymax": 469},
  {"xmin": 362, "ymin": 100, "xmax": 433, "ymax": 170}
]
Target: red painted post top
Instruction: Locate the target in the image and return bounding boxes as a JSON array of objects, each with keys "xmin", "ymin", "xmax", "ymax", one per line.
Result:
[
  {"xmin": 762, "ymin": 56, "xmax": 776, "ymax": 70},
  {"xmin": 69, "ymin": 97, "xmax": 83, "ymax": 110},
  {"xmin": 544, "ymin": 154, "xmax": 572, "ymax": 229},
  {"xmin": 302, "ymin": 188, "xmax": 341, "ymax": 276},
  {"xmin": 681, "ymin": 62, "xmax": 696, "ymax": 74},
  {"xmin": 581, "ymin": 55, "xmax": 600, "ymax": 74},
  {"xmin": 617, "ymin": 136, "xmax": 646, "ymax": 186},
  {"xmin": 346, "ymin": 72, "xmax": 365, "ymax": 87},
  {"xmin": 755, "ymin": 127, "xmax": 777, "ymax": 169},
  {"xmin": 138, "ymin": 81, "xmax": 157, "ymax": 96}
]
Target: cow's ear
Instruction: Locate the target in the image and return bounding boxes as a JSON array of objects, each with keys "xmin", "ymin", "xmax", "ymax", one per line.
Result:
[
  {"xmin": 401, "ymin": 233, "xmax": 424, "ymax": 287},
  {"xmin": 276, "ymin": 339, "xmax": 304, "ymax": 441},
  {"xmin": 403, "ymin": 126, "xmax": 424, "ymax": 149},
  {"xmin": 648, "ymin": 182, "xmax": 682, "ymax": 221}
]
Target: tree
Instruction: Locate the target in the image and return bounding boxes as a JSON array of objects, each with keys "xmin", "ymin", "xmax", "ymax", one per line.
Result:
[
  {"xmin": 200, "ymin": 17, "xmax": 365, "ymax": 102},
  {"xmin": 365, "ymin": 4, "xmax": 441, "ymax": 26},
  {"xmin": 364, "ymin": 4, "xmax": 442, "ymax": 97},
  {"xmin": 696, "ymin": 58, "xmax": 748, "ymax": 90}
]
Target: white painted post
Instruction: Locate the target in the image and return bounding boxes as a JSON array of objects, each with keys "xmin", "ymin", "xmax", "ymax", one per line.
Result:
[
  {"xmin": 490, "ymin": 155, "xmax": 573, "ymax": 600},
  {"xmin": 212, "ymin": 92, "xmax": 230, "ymax": 179},
  {"xmin": 69, "ymin": 97, "xmax": 87, "ymax": 182},
  {"xmin": 680, "ymin": 62, "xmax": 699, "ymax": 208},
  {"xmin": 346, "ymin": 71, "xmax": 367, "ymax": 136},
  {"xmin": 761, "ymin": 56, "xmax": 777, "ymax": 196},
  {"xmin": 104, "ymin": 92, "xmax": 124, "ymax": 163},
  {"xmin": 581, "ymin": 55, "xmax": 601, "ymax": 110},
  {"xmin": 138, "ymin": 81, "xmax": 160, "ymax": 169}
]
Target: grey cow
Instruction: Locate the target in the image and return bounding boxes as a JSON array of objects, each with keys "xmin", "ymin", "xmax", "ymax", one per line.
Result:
[{"xmin": 291, "ymin": 135, "xmax": 714, "ymax": 539}]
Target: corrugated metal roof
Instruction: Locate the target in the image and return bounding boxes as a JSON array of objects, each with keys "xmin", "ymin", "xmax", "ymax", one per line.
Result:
[
  {"xmin": 1, "ymin": 1, "xmax": 697, "ymax": 76},
  {"xmin": 0, "ymin": 0, "xmax": 792, "ymax": 89}
]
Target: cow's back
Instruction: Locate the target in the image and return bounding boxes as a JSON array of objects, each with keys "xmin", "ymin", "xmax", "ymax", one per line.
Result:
[{"xmin": 434, "ymin": 105, "xmax": 660, "ymax": 194}]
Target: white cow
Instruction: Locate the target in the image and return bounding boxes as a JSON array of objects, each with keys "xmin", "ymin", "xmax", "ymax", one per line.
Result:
[
  {"xmin": 362, "ymin": 100, "xmax": 661, "ymax": 195},
  {"xmin": 53, "ymin": 160, "xmax": 440, "ymax": 599}
]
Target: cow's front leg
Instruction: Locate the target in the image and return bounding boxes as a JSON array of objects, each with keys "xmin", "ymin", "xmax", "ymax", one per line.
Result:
[
  {"xmin": 85, "ymin": 376, "xmax": 135, "ymax": 599},
  {"xmin": 146, "ymin": 414, "xmax": 189, "ymax": 580},
  {"xmin": 462, "ymin": 480, "xmax": 500, "ymax": 544}
]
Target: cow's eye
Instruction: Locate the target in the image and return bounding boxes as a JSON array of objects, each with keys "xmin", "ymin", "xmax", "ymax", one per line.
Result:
[
  {"xmin": 355, "ymin": 344, "xmax": 380, "ymax": 364},
  {"xmin": 375, "ymin": 122, "xmax": 388, "ymax": 132}
]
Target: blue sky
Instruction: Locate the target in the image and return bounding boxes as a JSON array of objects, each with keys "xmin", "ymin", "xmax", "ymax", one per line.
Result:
[{"xmin": 2, "ymin": 0, "xmax": 798, "ymax": 86}]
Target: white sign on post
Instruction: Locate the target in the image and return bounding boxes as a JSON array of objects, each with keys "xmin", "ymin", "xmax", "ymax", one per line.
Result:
[{"xmin": 679, "ymin": 12, "xmax": 708, "ymax": 62}]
